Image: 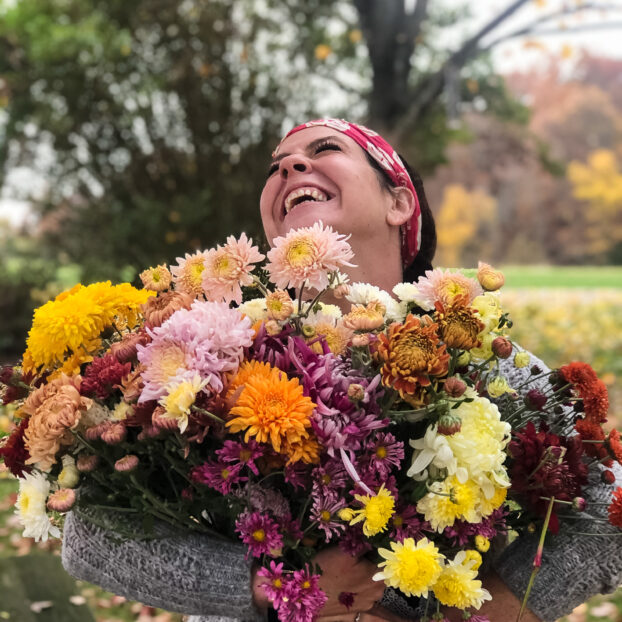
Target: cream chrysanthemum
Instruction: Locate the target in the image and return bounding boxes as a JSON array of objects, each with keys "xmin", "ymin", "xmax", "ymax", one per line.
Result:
[
  {"xmin": 238, "ymin": 298, "xmax": 268, "ymax": 323},
  {"xmin": 140, "ymin": 264, "xmax": 172, "ymax": 292},
  {"xmin": 159, "ymin": 375, "xmax": 208, "ymax": 433},
  {"xmin": 432, "ymin": 551, "xmax": 491, "ymax": 609},
  {"xmin": 15, "ymin": 472, "xmax": 60, "ymax": 542},
  {"xmin": 373, "ymin": 537, "xmax": 444, "ymax": 598}
]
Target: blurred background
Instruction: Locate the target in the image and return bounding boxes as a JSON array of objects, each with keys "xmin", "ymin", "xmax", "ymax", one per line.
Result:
[{"xmin": 0, "ymin": 0, "xmax": 621, "ymax": 620}]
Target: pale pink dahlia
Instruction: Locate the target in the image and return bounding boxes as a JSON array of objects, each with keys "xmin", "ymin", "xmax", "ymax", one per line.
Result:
[
  {"xmin": 415, "ymin": 268, "xmax": 483, "ymax": 308},
  {"xmin": 202, "ymin": 233, "xmax": 264, "ymax": 304},
  {"xmin": 266, "ymin": 222, "xmax": 354, "ymax": 291},
  {"xmin": 137, "ymin": 301, "xmax": 254, "ymax": 402}
]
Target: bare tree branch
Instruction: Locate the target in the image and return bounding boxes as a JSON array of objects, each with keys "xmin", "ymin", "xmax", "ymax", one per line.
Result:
[{"xmin": 392, "ymin": 0, "xmax": 531, "ymax": 143}]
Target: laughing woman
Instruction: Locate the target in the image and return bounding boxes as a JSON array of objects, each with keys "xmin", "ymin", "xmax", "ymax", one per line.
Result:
[{"xmin": 62, "ymin": 119, "xmax": 622, "ymax": 622}]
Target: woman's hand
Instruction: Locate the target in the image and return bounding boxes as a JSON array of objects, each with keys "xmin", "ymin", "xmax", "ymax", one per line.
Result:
[{"xmin": 253, "ymin": 546, "xmax": 386, "ymax": 619}]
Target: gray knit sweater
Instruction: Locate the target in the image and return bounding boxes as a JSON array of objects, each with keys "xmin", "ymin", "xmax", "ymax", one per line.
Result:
[{"xmin": 61, "ymin": 351, "xmax": 622, "ymax": 622}]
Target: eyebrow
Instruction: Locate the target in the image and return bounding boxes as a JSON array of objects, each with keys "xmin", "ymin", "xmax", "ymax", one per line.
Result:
[{"xmin": 271, "ymin": 134, "xmax": 348, "ymax": 164}]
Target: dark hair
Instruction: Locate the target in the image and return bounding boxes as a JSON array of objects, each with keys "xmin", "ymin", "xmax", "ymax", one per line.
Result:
[{"xmin": 364, "ymin": 153, "xmax": 436, "ymax": 283}]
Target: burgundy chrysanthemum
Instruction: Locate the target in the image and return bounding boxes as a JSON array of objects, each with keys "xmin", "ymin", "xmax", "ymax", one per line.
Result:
[
  {"xmin": 509, "ymin": 421, "xmax": 588, "ymax": 532},
  {"xmin": 443, "ymin": 507, "xmax": 507, "ymax": 546},
  {"xmin": 338, "ymin": 524, "xmax": 372, "ymax": 557},
  {"xmin": 390, "ymin": 504, "xmax": 430, "ymax": 543},
  {"xmin": 80, "ymin": 353, "xmax": 131, "ymax": 400},
  {"xmin": 0, "ymin": 417, "xmax": 32, "ymax": 477}
]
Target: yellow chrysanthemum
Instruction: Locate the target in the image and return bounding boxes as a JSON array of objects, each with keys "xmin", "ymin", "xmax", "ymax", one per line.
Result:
[
  {"xmin": 226, "ymin": 365, "xmax": 315, "ymax": 453},
  {"xmin": 471, "ymin": 292, "xmax": 502, "ymax": 334},
  {"xmin": 309, "ymin": 321, "xmax": 352, "ymax": 356},
  {"xmin": 432, "ymin": 551, "xmax": 491, "ymax": 609},
  {"xmin": 513, "ymin": 351, "xmax": 531, "ymax": 368},
  {"xmin": 486, "ymin": 376, "xmax": 516, "ymax": 398},
  {"xmin": 417, "ymin": 476, "xmax": 480, "ymax": 532},
  {"xmin": 373, "ymin": 537, "xmax": 444, "ymax": 598},
  {"xmin": 348, "ymin": 484, "xmax": 395, "ymax": 536},
  {"xmin": 23, "ymin": 281, "xmax": 153, "ymax": 375},
  {"xmin": 475, "ymin": 535, "xmax": 490, "ymax": 553},
  {"xmin": 159, "ymin": 375, "xmax": 207, "ymax": 433},
  {"xmin": 478, "ymin": 484, "xmax": 508, "ymax": 517},
  {"xmin": 463, "ymin": 549, "xmax": 482, "ymax": 571}
]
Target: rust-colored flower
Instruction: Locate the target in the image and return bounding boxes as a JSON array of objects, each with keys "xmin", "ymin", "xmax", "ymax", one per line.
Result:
[
  {"xmin": 607, "ymin": 429, "xmax": 622, "ymax": 463},
  {"xmin": 22, "ymin": 375, "xmax": 92, "ymax": 470},
  {"xmin": 376, "ymin": 314, "xmax": 450, "ymax": 399},
  {"xmin": 110, "ymin": 330, "xmax": 150, "ymax": 363},
  {"xmin": 444, "ymin": 376, "xmax": 466, "ymax": 398},
  {"xmin": 141, "ymin": 291, "xmax": 193, "ymax": 328},
  {"xmin": 119, "ymin": 366, "xmax": 145, "ymax": 402},
  {"xmin": 433, "ymin": 297, "xmax": 484, "ymax": 350},
  {"xmin": 342, "ymin": 301, "xmax": 385, "ymax": 331},
  {"xmin": 575, "ymin": 418, "xmax": 612, "ymax": 466}
]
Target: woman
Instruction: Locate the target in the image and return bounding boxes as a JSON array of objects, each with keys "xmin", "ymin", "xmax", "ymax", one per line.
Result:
[{"xmin": 62, "ymin": 119, "xmax": 622, "ymax": 622}]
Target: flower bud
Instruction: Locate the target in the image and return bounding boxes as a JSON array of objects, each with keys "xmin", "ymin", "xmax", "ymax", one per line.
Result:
[
  {"xmin": 338, "ymin": 508, "xmax": 356, "ymax": 522},
  {"xmin": 524, "ymin": 389, "xmax": 547, "ymax": 411},
  {"xmin": 333, "ymin": 283, "xmax": 350, "ymax": 299},
  {"xmin": 444, "ymin": 377, "xmax": 467, "ymax": 398},
  {"xmin": 181, "ymin": 487, "xmax": 194, "ymax": 501},
  {"xmin": 58, "ymin": 455, "xmax": 80, "ymax": 489},
  {"xmin": 47, "ymin": 488, "xmax": 77, "ymax": 512},
  {"xmin": 84, "ymin": 423, "xmax": 106, "ymax": 441},
  {"xmin": 573, "ymin": 401, "xmax": 584, "ymax": 413},
  {"xmin": 531, "ymin": 365, "xmax": 543, "ymax": 376},
  {"xmin": 347, "ymin": 383, "xmax": 366, "ymax": 403},
  {"xmin": 114, "ymin": 454, "xmax": 139, "ymax": 472},
  {"xmin": 351, "ymin": 333, "xmax": 370, "ymax": 347},
  {"xmin": 438, "ymin": 412, "xmax": 462, "ymax": 435},
  {"xmin": 456, "ymin": 351, "xmax": 471, "ymax": 367},
  {"xmin": 602, "ymin": 470, "xmax": 616, "ymax": 485},
  {"xmin": 491, "ymin": 336, "xmax": 512, "ymax": 359},
  {"xmin": 572, "ymin": 497, "xmax": 586, "ymax": 512},
  {"xmin": 474, "ymin": 535, "xmax": 490, "ymax": 552},
  {"xmin": 486, "ymin": 376, "xmax": 515, "ymax": 399},
  {"xmin": 101, "ymin": 422, "xmax": 127, "ymax": 444},
  {"xmin": 477, "ymin": 262, "xmax": 505, "ymax": 291},
  {"xmin": 76, "ymin": 454, "xmax": 99, "ymax": 473},
  {"xmin": 301, "ymin": 324, "xmax": 316, "ymax": 338},
  {"xmin": 513, "ymin": 352, "xmax": 530, "ymax": 368}
]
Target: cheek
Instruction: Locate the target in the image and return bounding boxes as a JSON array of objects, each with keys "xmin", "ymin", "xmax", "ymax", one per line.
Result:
[{"xmin": 259, "ymin": 185, "xmax": 277, "ymax": 241}]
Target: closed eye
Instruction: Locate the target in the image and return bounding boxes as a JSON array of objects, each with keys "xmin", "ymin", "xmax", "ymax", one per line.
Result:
[{"xmin": 314, "ymin": 140, "xmax": 342, "ymax": 154}]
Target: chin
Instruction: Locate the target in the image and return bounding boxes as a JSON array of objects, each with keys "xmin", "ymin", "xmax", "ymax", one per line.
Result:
[{"xmin": 282, "ymin": 208, "xmax": 346, "ymax": 235}]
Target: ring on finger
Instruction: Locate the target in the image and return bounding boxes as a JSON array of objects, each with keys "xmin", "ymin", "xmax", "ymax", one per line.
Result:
[{"xmin": 354, "ymin": 614, "xmax": 362, "ymax": 622}]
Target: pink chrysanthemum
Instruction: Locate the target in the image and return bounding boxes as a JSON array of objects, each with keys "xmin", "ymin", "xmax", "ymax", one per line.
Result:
[
  {"xmin": 137, "ymin": 301, "xmax": 254, "ymax": 402},
  {"xmin": 216, "ymin": 440, "xmax": 265, "ymax": 476},
  {"xmin": 266, "ymin": 222, "xmax": 355, "ymax": 291},
  {"xmin": 202, "ymin": 233, "xmax": 264, "ymax": 304},
  {"xmin": 310, "ymin": 492, "xmax": 346, "ymax": 541},
  {"xmin": 364, "ymin": 432, "xmax": 404, "ymax": 480},
  {"xmin": 415, "ymin": 268, "xmax": 483, "ymax": 309},
  {"xmin": 170, "ymin": 251, "xmax": 209, "ymax": 298},
  {"xmin": 235, "ymin": 511, "xmax": 283, "ymax": 559},
  {"xmin": 258, "ymin": 561, "xmax": 288, "ymax": 608},
  {"xmin": 278, "ymin": 566, "xmax": 328, "ymax": 622}
]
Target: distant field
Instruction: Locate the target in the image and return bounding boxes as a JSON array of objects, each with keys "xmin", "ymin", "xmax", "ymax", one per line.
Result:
[{"xmin": 499, "ymin": 265, "xmax": 622, "ymax": 289}]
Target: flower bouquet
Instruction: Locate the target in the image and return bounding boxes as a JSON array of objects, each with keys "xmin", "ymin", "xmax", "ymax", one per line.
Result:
[{"xmin": 1, "ymin": 222, "xmax": 621, "ymax": 622}]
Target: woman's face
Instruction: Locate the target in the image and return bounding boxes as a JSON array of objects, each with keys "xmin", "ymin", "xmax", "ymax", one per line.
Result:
[{"xmin": 260, "ymin": 126, "xmax": 396, "ymax": 246}]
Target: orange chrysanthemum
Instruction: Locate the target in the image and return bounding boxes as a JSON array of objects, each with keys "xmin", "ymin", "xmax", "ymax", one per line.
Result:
[
  {"xmin": 608, "ymin": 487, "xmax": 622, "ymax": 528},
  {"xmin": 226, "ymin": 365, "xmax": 315, "ymax": 454},
  {"xmin": 575, "ymin": 418, "xmax": 612, "ymax": 466},
  {"xmin": 433, "ymin": 296, "xmax": 484, "ymax": 350},
  {"xmin": 282, "ymin": 435, "xmax": 322, "ymax": 465},
  {"xmin": 582, "ymin": 380, "xmax": 609, "ymax": 424},
  {"xmin": 376, "ymin": 315, "xmax": 450, "ymax": 399},
  {"xmin": 226, "ymin": 360, "xmax": 274, "ymax": 402},
  {"xmin": 560, "ymin": 362, "xmax": 599, "ymax": 389}
]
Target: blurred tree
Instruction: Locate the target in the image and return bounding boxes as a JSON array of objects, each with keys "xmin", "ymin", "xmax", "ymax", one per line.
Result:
[
  {"xmin": 567, "ymin": 149, "xmax": 622, "ymax": 262},
  {"xmin": 435, "ymin": 183, "xmax": 497, "ymax": 267}
]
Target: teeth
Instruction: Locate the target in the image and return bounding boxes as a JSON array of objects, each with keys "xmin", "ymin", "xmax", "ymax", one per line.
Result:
[{"xmin": 284, "ymin": 187, "xmax": 328, "ymax": 213}]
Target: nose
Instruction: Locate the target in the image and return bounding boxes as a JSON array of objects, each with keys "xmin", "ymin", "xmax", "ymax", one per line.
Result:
[{"xmin": 279, "ymin": 153, "xmax": 310, "ymax": 179}]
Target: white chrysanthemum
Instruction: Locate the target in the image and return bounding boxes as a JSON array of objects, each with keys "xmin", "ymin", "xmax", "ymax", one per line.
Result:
[
  {"xmin": 15, "ymin": 472, "xmax": 60, "ymax": 542},
  {"xmin": 160, "ymin": 374, "xmax": 208, "ymax": 433},
  {"xmin": 445, "ymin": 395, "xmax": 511, "ymax": 497},
  {"xmin": 392, "ymin": 282, "xmax": 433, "ymax": 311},
  {"xmin": 315, "ymin": 302, "xmax": 343, "ymax": 319},
  {"xmin": 238, "ymin": 298, "xmax": 268, "ymax": 323},
  {"xmin": 407, "ymin": 425, "xmax": 465, "ymax": 482},
  {"xmin": 80, "ymin": 402, "xmax": 113, "ymax": 429},
  {"xmin": 346, "ymin": 283, "xmax": 405, "ymax": 322}
]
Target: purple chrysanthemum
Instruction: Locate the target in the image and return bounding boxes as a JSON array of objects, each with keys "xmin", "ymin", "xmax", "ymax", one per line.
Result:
[
  {"xmin": 311, "ymin": 458, "xmax": 348, "ymax": 496},
  {"xmin": 363, "ymin": 432, "xmax": 404, "ymax": 479},
  {"xmin": 310, "ymin": 491, "xmax": 346, "ymax": 541},
  {"xmin": 284, "ymin": 461, "xmax": 311, "ymax": 490},
  {"xmin": 277, "ymin": 566, "xmax": 327, "ymax": 622},
  {"xmin": 190, "ymin": 460, "xmax": 247, "ymax": 494},
  {"xmin": 338, "ymin": 525, "xmax": 372, "ymax": 557},
  {"xmin": 216, "ymin": 439, "xmax": 265, "ymax": 475},
  {"xmin": 390, "ymin": 504, "xmax": 430, "ymax": 542},
  {"xmin": 443, "ymin": 506, "xmax": 508, "ymax": 546},
  {"xmin": 257, "ymin": 561, "xmax": 288, "ymax": 608},
  {"xmin": 235, "ymin": 511, "xmax": 283, "ymax": 559},
  {"xmin": 237, "ymin": 483, "xmax": 291, "ymax": 519},
  {"xmin": 251, "ymin": 323, "xmax": 297, "ymax": 372}
]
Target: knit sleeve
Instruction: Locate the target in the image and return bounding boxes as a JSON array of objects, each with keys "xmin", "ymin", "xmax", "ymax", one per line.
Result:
[
  {"xmin": 492, "ymin": 350, "xmax": 622, "ymax": 622},
  {"xmin": 61, "ymin": 508, "xmax": 264, "ymax": 622}
]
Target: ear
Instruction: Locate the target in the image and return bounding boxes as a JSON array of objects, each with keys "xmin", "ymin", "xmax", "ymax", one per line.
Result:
[{"xmin": 386, "ymin": 187, "xmax": 415, "ymax": 227}]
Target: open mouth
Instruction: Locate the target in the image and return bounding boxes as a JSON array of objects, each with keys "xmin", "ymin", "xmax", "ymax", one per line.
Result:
[{"xmin": 282, "ymin": 186, "xmax": 334, "ymax": 217}]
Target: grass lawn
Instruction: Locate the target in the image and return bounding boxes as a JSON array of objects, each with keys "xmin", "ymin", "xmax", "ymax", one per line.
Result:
[{"xmin": 500, "ymin": 265, "xmax": 622, "ymax": 289}]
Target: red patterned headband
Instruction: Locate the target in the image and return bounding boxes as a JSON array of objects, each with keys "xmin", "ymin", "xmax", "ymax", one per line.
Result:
[{"xmin": 278, "ymin": 118, "xmax": 422, "ymax": 269}]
